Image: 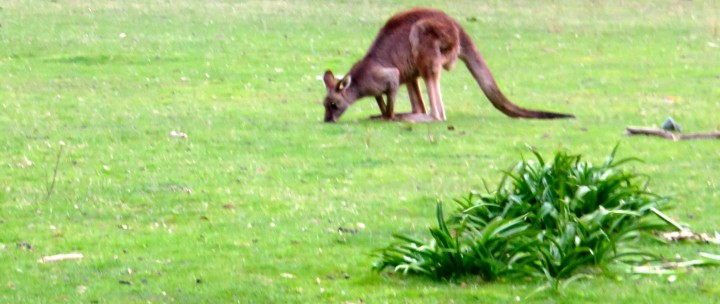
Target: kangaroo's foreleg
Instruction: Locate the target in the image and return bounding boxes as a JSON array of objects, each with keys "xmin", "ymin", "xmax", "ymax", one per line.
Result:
[
  {"xmin": 382, "ymin": 68, "xmax": 400, "ymax": 120},
  {"xmin": 385, "ymin": 91, "xmax": 396, "ymax": 120},
  {"xmin": 375, "ymin": 95, "xmax": 388, "ymax": 117},
  {"xmin": 370, "ymin": 92, "xmax": 398, "ymax": 120},
  {"xmin": 367, "ymin": 67, "xmax": 402, "ymax": 121},
  {"xmin": 369, "ymin": 68, "xmax": 400, "ymax": 120}
]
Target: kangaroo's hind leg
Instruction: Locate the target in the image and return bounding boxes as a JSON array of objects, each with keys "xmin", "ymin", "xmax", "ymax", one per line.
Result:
[
  {"xmin": 409, "ymin": 19, "xmax": 459, "ymax": 121},
  {"xmin": 407, "ymin": 78, "xmax": 426, "ymax": 114},
  {"xmin": 423, "ymin": 72, "xmax": 445, "ymax": 121}
]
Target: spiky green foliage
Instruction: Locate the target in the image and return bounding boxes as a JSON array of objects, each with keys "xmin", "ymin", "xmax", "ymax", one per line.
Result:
[{"xmin": 374, "ymin": 147, "xmax": 675, "ymax": 284}]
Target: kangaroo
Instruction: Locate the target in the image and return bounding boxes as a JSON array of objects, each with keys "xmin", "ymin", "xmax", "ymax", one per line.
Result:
[{"xmin": 322, "ymin": 8, "xmax": 574, "ymax": 123}]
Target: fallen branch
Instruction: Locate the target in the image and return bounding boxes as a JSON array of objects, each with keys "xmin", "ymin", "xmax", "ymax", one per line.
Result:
[
  {"xmin": 660, "ymin": 230, "xmax": 720, "ymax": 244},
  {"xmin": 626, "ymin": 127, "xmax": 720, "ymax": 140}
]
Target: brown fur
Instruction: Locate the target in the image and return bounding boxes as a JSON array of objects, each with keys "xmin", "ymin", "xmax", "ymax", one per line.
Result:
[{"xmin": 322, "ymin": 8, "xmax": 574, "ymax": 123}]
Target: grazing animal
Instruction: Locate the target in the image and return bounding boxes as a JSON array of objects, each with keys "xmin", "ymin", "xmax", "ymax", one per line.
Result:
[{"xmin": 321, "ymin": 8, "xmax": 574, "ymax": 123}]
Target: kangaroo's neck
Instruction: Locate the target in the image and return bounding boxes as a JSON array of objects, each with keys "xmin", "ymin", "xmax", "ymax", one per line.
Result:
[
  {"xmin": 343, "ymin": 83, "xmax": 361, "ymax": 105},
  {"xmin": 343, "ymin": 58, "xmax": 377, "ymax": 103}
]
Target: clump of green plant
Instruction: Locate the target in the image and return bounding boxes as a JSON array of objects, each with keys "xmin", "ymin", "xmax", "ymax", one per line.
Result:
[{"xmin": 374, "ymin": 146, "xmax": 682, "ymax": 286}]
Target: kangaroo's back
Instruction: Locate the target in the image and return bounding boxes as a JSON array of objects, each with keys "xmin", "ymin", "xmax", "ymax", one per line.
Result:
[{"xmin": 355, "ymin": 8, "xmax": 457, "ymax": 81}]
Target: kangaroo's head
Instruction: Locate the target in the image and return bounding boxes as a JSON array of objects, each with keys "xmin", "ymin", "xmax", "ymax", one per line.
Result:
[{"xmin": 322, "ymin": 70, "xmax": 352, "ymax": 123}]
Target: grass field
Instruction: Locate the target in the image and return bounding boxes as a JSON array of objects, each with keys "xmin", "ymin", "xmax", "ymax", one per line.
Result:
[{"xmin": 1, "ymin": 0, "xmax": 719, "ymax": 302}]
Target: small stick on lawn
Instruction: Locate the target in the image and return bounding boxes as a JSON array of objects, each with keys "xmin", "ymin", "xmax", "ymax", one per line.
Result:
[{"xmin": 45, "ymin": 144, "xmax": 64, "ymax": 202}]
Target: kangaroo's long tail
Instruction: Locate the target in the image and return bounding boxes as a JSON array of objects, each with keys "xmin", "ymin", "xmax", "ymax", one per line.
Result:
[{"xmin": 458, "ymin": 28, "xmax": 574, "ymax": 119}]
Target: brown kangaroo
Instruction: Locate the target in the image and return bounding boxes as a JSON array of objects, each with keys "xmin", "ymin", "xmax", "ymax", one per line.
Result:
[{"xmin": 322, "ymin": 8, "xmax": 574, "ymax": 123}]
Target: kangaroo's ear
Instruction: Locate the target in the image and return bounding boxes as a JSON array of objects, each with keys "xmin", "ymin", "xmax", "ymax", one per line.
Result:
[
  {"xmin": 337, "ymin": 75, "xmax": 352, "ymax": 91},
  {"xmin": 323, "ymin": 70, "xmax": 336, "ymax": 90}
]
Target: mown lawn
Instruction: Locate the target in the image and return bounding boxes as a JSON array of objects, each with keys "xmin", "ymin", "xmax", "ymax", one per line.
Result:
[{"xmin": 1, "ymin": 0, "xmax": 719, "ymax": 303}]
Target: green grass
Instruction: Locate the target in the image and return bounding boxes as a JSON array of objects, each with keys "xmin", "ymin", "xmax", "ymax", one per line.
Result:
[{"xmin": 1, "ymin": 0, "xmax": 719, "ymax": 303}]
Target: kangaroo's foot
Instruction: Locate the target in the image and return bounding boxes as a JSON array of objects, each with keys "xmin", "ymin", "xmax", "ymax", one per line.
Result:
[{"xmin": 369, "ymin": 112, "xmax": 438, "ymax": 122}]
